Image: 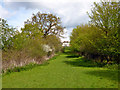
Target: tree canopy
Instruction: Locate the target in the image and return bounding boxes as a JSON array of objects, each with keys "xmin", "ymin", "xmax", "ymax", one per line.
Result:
[
  {"xmin": 23, "ymin": 12, "xmax": 64, "ymax": 38},
  {"xmin": 0, "ymin": 18, "xmax": 17, "ymax": 50},
  {"xmin": 70, "ymin": 1, "xmax": 120, "ymax": 63}
]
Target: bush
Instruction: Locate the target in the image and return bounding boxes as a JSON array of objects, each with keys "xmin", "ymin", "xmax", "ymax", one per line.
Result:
[
  {"xmin": 45, "ymin": 35, "xmax": 62, "ymax": 53},
  {"xmin": 25, "ymin": 37, "xmax": 46, "ymax": 58},
  {"xmin": 69, "ymin": 1, "xmax": 119, "ymax": 67},
  {"xmin": 104, "ymin": 64, "xmax": 119, "ymax": 70}
]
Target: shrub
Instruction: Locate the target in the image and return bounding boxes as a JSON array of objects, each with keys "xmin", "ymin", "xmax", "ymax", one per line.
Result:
[
  {"xmin": 45, "ymin": 35, "xmax": 62, "ymax": 53},
  {"xmin": 104, "ymin": 64, "xmax": 119, "ymax": 70}
]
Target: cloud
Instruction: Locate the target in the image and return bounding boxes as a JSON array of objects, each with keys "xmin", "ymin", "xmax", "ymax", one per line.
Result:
[
  {"xmin": 7, "ymin": 7, "xmax": 40, "ymax": 30},
  {"xmin": 0, "ymin": 5, "xmax": 16, "ymax": 18},
  {"xmin": 3, "ymin": 0, "xmax": 100, "ymax": 2},
  {"xmin": 0, "ymin": 5, "xmax": 8, "ymax": 18},
  {"xmin": 56, "ymin": 3, "xmax": 91, "ymax": 28},
  {"xmin": 60, "ymin": 27, "xmax": 73, "ymax": 42},
  {"xmin": 2, "ymin": 0, "xmax": 100, "ymax": 41},
  {"xmin": 3, "ymin": 1, "xmax": 92, "ymax": 27}
]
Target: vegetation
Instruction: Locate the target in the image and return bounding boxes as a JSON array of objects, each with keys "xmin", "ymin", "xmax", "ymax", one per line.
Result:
[
  {"xmin": 0, "ymin": 18, "xmax": 16, "ymax": 50},
  {"xmin": 1, "ymin": 0, "xmax": 119, "ymax": 88},
  {"xmin": 24, "ymin": 12, "xmax": 64, "ymax": 38},
  {"xmin": 1, "ymin": 12, "xmax": 63, "ymax": 72},
  {"xmin": 70, "ymin": 1, "xmax": 120, "ymax": 65},
  {"xmin": 2, "ymin": 52, "xmax": 118, "ymax": 88}
]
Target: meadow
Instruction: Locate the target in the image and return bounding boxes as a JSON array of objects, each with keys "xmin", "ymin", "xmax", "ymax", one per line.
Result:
[{"xmin": 2, "ymin": 52, "xmax": 118, "ymax": 88}]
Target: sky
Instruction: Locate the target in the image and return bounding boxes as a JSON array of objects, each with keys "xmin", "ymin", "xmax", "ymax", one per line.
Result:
[{"xmin": 0, "ymin": 0, "xmax": 100, "ymax": 41}]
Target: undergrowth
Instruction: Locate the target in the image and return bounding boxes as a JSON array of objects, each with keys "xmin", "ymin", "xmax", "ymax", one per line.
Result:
[{"xmin": 2, "ymin": 53, "xmax": 60, "ymax": 76}]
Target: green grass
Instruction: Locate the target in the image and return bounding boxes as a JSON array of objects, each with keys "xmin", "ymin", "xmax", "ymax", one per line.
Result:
[{"xmin": 2, "ymin": 53, "xmax": 118, "ymax": 88}]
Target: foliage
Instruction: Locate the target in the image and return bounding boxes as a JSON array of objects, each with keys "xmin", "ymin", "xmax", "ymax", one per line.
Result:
[
  {"xmin": 88, "ymin": 1, "xmax": 119, "ymax": 61},
  {"xmin": 0, "ymin": 18, "xmax": 17, "ymax": 50},
  {"xmin": 88, "ymin": 1, "xmax": 119, "ymax": 34},
  {"xmin": 2, "ymin": 53, "xmax": 118, "ymax": 88},
  {"xmin": 2, "ymin": 53, "xmax": 60, "ymax": 75},
  {"xmin": 2, "ymin": 11, "xmax": 63, "ymax": 71},
  {"xmin": 24, "ymin": 12, "xmax": 64, "ymax": 38},
  {"xmin": 70, "ymin": 25, "xmax": 102, "ymax": 54},
  {"xmin": 70, "ymin": 1, "xmax": 120, "ymax": 64},
  {"xmin": 45, "ymin": 35, "xmax": 62, "ymax": 52},
  {"xmin": 104, "ymin": 64, "xmax": 119, "ymax": 70},
  {"xmin": 25, "ymin": 36, "xmax": 46, "ymax": 58}
]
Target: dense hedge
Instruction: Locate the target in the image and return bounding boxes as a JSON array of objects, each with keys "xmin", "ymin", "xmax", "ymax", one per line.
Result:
[{"xmin": 70, "ymin": 1, "xmax": 120, "ymax": 64}]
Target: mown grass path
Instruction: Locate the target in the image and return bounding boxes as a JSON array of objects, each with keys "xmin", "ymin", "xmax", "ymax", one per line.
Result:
[{"xmin": 2, "ymin": 53, "xmax": 118, "ymax": 88}]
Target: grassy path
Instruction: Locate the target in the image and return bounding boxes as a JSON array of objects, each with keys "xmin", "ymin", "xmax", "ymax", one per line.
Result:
[{"xmin": 2, "ymin": 53, "xmax": 118, "ymax": 88}]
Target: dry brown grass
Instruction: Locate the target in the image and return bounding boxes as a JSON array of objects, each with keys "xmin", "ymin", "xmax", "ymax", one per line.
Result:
[{"xmin": 2, "ymin": 49, "xmax": 54, "ymax": 72}]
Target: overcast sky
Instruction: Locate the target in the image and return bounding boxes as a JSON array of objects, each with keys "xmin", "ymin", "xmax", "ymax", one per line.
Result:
[{"xmin": 0, "ymin": 0, "xmax": 100, "ymax": 41}]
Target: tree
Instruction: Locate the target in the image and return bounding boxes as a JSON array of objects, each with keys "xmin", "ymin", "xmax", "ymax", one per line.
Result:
[
  {"xmin": 45, "ymin": 35, "xmax": 62, "ymax": 52},
  {"xmin": 87, "ymin": 0, "xmax": 120, "ymax": 63},
  {"xmin": 24, "ymin": 12, "xmax": 64, "ymax": 38},
  {"xmin": 88, "ymin": 1, "xmax": 119, "ymax": 36},
  {"xmin": 0, "ymin": 18, "xmax": 16, "ymax": 50},
  {"xmin": 21, "ymin": 23, "xmax": 43, "ymax": 39},
  {"xmin": 70, "ymin": 24, "xmax": 102, "ymax": 57},
  {"xmin": 70, "ymin": 1, "xmax": 119, "ymax": 63}
]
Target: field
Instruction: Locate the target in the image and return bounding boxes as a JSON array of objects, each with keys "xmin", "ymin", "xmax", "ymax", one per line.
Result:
[{"xmin": 2, "ymin": 53, "xmax": 118, "ymax": 88}]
